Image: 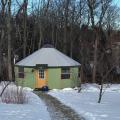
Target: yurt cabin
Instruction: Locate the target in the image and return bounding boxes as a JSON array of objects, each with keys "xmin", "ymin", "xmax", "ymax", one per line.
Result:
[{"xmin": 15, "ymin": 45, "xmax": 81, "ymax": 89}]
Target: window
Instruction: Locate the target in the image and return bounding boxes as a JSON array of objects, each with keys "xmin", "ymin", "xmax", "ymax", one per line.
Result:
[
  {"xmin": 18, "ymin": 67, "xmax": 24, "ymax": 78},
  {"xmin": 39, "ymin": 69, "xmax": 45, "ymax": 79},
  {"xmin": 61, "ymin": 67, "xmax": 70, "ymax": 79},
  {"xmin": 78, "ymin": 67, "xmax": 81, "ymax": 78}
]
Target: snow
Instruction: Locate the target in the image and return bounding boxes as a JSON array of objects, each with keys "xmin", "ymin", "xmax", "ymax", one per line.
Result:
[
  {"xmin": 0, "ymin": 83, "xmax": 51, "ymax": 120},
  {"xmin": 16, "ymin": 48, "xmax": 80, "ymax": 67},
  {"xmin": 49, "ymin": 84, "xmax": 120, "ymax": 120},
  {"xmin": 1, "ymin": 82, "xmax": 120, "ymax": 120}
]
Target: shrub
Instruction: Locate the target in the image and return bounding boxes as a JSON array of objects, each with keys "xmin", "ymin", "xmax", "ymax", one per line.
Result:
[{"xmin": 0, "ymin": 82, "xmax": 28, "ymax": 104}]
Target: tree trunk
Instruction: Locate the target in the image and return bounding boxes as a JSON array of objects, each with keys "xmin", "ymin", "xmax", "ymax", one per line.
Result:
[
  {"xmin": 92, "ymin": 36, "xmax": 98, "ymax": 83},
  {"xmin": 70, "ymin": 26, "xmax": 73, "ymax": 58},
  {"xmin": 98, "ymin": 79, "xmax": 103, "ymax": 103},
  {"xmin": 23, "ymin": 0, "xmax": 27, "ymax": 57},
  {"xmin": 7, "ymin": 0, "xmax": 12, "ymax": 81},
  {"xmin": 0, "ymin": 29, "xmax": 4, "ymax": 80},
  {"xmin": 70, "ymin": 3, "xmax": 75, "ymax": 58},
  {"xmin": 0, "ymin": 0, "xmax": 7, "ymax": 80},
  {"xmin": 38, "ymin": 21, "xmax": 43, "ymax": 49},
  {"xmin": 63, "ymin": 0, "xmax": 69, "ymax": 54},
  {"xmin": 52, "ymin": 23, "xmax": 55, "ymax": 46},
  {"xmin": 87, "ymin": 0, "xmax": 95, "ymax": 28}
]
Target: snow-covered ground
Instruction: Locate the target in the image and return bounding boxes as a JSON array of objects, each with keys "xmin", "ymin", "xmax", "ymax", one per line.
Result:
[
  {"xmin": 0, "ymin": 83, "xmax": 50, "ymax": 120},
  {"xmin": 49, "ymin": 84, "xmax": 120, "ymax": 120}
]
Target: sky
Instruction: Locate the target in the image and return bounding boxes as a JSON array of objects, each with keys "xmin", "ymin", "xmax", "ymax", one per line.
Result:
[
  {"xmin": 16, "ymin": 0, "xmax": 120, "ymax": 7},
  {"xmin": 11, "ymin": 0, "xmax": 120, "ymax": 14},
  {"xmin": 113, "ymin": 0, "xmax": 120, "ymax": 7}
]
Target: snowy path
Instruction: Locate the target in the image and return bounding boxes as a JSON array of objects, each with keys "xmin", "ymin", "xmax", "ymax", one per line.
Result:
[
  {"xmin": 49, "ymin": 84, "xmax": 120, "ymax": 120},
  {"xmin": 35, "ymin": 91, "xmax": 84, "ymax": 120}
]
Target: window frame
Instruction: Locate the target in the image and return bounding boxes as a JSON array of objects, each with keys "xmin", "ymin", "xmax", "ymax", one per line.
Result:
[
  {"xmin": 39, "ymin": 68, "xmax": 45, "ymax": 79},
  {"xmin": 18, "ymin": 67, "xmax": 24, "ymax": 78},
  {"xmin": 61, "ymin": 67, "xmax": 70, "ymax": 79},
  {"xmin": 78, "ymin": 67, "xmax": 81, "ymax": 78}
]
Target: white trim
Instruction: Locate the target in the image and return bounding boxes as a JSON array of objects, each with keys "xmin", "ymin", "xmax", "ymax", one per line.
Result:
[{"xmin": 39, "ymin": 69, "xmax": 45, "ymax": 80}]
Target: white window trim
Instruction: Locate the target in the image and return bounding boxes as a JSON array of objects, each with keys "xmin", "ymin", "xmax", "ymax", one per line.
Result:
[
  {"xmin": 39, "ymin": 69, "xmax": 45, "ymax": 80},
  {"xmin": 61, "ymin": 67, "xmax": 71, "ymax": 79}
]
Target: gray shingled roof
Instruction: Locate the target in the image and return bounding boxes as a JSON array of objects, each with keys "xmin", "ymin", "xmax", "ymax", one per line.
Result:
[{"xmin": 16, "ymin": 48, "xmax": 80, "ymax": 67}]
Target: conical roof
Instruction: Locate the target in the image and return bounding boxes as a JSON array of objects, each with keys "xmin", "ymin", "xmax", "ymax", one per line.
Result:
[{"xmin": 16, "ymin": 48, "xmax": 80, "ymax": 67}]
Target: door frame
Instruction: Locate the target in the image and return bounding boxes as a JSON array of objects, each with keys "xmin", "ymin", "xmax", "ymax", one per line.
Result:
[{"xmin": 35, "ymin": 64, "xmax": 48, "ymax": 88}]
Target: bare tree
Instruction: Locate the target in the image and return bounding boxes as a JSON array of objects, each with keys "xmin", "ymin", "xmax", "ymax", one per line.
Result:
[
  {"xmin": 0, "ymin": 0, "xmax": 7, "ymax": 80},
  {"xmin": 63, "ymin": 0, "xmax": 70, "ymax": 54},
  {"xmin": 87, "ymin": 0, "xmax": 96, "ymax": 28},
  {"xmin": 7, "ymin": 0, "xmax": 13, "ymax": 81},
  {"xmin": 23, "ymin": 0, "xmax": 28, "ymax": 57},
  {"xmin": 92, "ymin": 28, "xmax": 99, "ymax": 83},
  {"xmin": 87, "ymin": 0, "xmax": 114, "ymax": 83}
]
